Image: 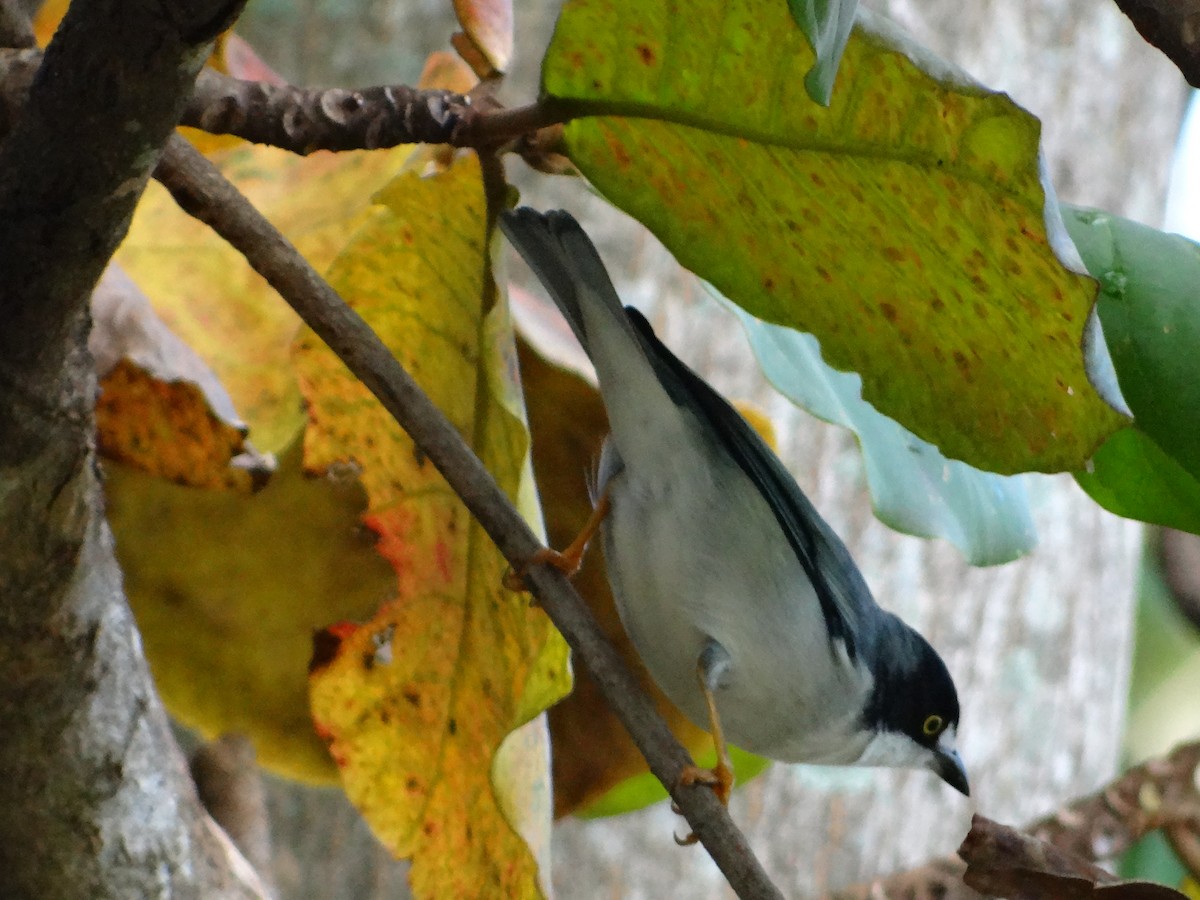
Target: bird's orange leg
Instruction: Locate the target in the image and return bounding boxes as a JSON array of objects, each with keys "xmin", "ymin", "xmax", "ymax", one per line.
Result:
[
  {"xmin": 503, "ymin": 490, "xmax": 612, "ymax": 591},
  {"xmin": 674, "ymin": 642, "xmax": 735, "ymax": 846}
]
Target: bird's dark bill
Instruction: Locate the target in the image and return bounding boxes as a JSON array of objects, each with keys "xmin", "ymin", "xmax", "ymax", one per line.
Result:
[{"xmin": 934, "ymin": 747, "xmax": 970, "ymax": 796}]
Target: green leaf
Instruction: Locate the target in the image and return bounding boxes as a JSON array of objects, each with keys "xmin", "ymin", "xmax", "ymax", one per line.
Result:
[
  {"xmin": 1062, "ymin": 206, "xmax": 1200, "ymax": 482},
  {"xmin": 727, "ymin": 298, "xmax": 1036, "ymax": 565},
  {"xmin": 1127, "ymin": 545, "xmax": 1200, "ymax": 716},
  {"xmin": 1075, "ymin": 428, "xmax": 1200, "ymax": 535},
  {"xmin": 1120, "ymin": 833, "xmax": 1189, "ymax": 893},
  {"xmin": 787, "ymin": 0, "xmax": 858, "ymax": 105},
  {"xmin": 542, "ymin": 0, "xmax": 1125, "ymax": 473},
  {"xmin": 578, "ymin": 745, "xmax": 771, "ymax": 819}
]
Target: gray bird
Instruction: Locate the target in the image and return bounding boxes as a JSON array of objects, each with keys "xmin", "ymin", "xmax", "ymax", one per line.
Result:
[{"xmin": 500, "ymin": 207, "xmax": 968, "ymax": 809}]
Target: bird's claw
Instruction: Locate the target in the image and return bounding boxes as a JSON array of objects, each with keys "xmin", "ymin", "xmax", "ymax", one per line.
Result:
[
  {"xmin": 678, "ymin": 762, "xmax": 734, "ymax": 805},
  {"xmin": 502, "ymin": 547, "xmax": 583, "ymax": 594},
  {"xmin": 672, "ymin": 761, "xmax": 735, "ymax": 846}
]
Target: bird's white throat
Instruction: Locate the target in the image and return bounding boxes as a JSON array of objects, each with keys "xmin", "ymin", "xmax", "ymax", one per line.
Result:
[{"xmin": 856, "ymin": 724, "xmax": 959, "ymax": 771}]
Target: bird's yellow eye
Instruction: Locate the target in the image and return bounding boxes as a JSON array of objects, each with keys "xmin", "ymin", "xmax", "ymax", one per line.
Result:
[{"xmin": 922, "ymin": 714, "xmax": 944, "ymax": 736}]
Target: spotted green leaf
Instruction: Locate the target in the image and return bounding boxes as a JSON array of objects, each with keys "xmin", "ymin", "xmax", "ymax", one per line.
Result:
[{"xmin": 542, "ymin": 0, "xmax": 1127, "ymax": 473}]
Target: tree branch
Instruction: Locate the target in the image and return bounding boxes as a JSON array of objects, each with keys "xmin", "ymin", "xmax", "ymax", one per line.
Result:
[
  {"xmin": 1111, "ymin": 0, "xmax": 1200, "ymax": 87},
  {"xmin": 959, "ymin": 815, "xmax": 1189, "ymax": 898},
  {"xmin": 180, "ymin": 66, "xmax": 564, "ymax": 153},
  {"xmin": 834, "ymin": 741, "xmax": 1200, "ymax": 898},
  {"xmin": 151, "ymin": 134, "xmax": 784, "ymax": 900},
  {"xmin": 0, "ymin": 0, "xmax": 242, "ymax": 463},
  {"xmin": 1, "ymin": 46, "xmax": 567, "ymax": 163}
]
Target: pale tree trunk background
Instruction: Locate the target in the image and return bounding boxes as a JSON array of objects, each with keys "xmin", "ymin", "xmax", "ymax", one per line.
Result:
[{"xmin": 181, "ymin": 0, "xmax": 1184, "ymax": 896}]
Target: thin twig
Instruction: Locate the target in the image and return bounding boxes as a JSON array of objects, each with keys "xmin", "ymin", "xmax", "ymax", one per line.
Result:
[{"xmin": 151, "ymin": 134, "xmax": 784, "ymax": 900}]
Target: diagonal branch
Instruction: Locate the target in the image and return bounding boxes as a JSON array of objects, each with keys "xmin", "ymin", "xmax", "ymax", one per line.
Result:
[{"xmin": 151, "ymin": 133, "xmax": 784, "ymax": 900}]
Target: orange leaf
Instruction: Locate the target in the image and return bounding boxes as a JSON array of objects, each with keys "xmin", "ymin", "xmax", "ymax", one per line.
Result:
[
  {"xmin": 93, "ymin": 266, "xmax": 273, "ymax": 492},
  {"xmin": 452, "ymin": 0, "xmax": 512, "ymax": 76}
]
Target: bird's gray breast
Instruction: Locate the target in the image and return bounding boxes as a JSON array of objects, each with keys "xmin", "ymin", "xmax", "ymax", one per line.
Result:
[{"xmin": 597, "ymin": 433, "xmax": 873, "ymax": 764}]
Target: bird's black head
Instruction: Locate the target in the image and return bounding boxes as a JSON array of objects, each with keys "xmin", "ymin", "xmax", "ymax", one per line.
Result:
[{"xmin": 860, "ymin": 614, "xmax": 969, "ymax": 795}]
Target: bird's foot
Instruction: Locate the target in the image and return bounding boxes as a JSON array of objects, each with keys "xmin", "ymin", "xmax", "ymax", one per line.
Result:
[
  {"xmin": 503, "ymin": 492, "xmax": 610, "ymax": 595},
  {"xmin": 502, "ymin": 546, "xmax": 583, "ymax": 595},
  {"xmin": 672, "ymin": 760, "xmax": 734, "ymax": 846}
]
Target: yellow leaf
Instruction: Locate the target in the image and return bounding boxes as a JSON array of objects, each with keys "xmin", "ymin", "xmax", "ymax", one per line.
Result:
[
  {"xmin": 111, "ymin": 141, "xmax": 411, "ymax": 780},
  {"xmin": 92, "ymin": 265, "xmax": 273, "ymax": 492},
  {"xmin": 118, "ymin": 144, "xmax": 407, "ymax": 453},
  {"xmin": 299, "ymin": 152, "xmax": 569, "ymax": 897},
  {"xmin": 106, "ymin": 438, "xmax": 394, "ymax": 782},
  {"xmin": 32, "ymin": 0, "xmax": 68, "ymax": 45}
]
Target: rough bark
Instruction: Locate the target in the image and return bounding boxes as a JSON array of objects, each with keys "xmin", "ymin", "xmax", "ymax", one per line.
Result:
[{"xmin": 0, "ymin": 0, "xmax": 264, "ymax": 896}]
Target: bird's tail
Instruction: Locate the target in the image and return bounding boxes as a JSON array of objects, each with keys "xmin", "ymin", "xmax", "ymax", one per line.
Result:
[
  {"xmin": 498, "ymin": 207, "xmax": 632, "ymax": 355},
  {"xmin": 499, "ymin": 207, "xmax": 692, "ymax": 463}
]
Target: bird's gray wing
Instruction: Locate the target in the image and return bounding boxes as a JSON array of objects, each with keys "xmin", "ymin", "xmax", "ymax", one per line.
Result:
[{"xmin": 624, "ymin": 308, "xmax": 876, "ymax": 661}]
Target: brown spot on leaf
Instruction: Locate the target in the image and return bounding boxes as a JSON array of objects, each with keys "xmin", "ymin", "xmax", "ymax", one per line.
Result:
[
  {"xmin": 817, "ymin": 266, "xmax": 833, "ymax": 283},
  {"xmin": 636, "ymin": 44, "xmax": 655, "ymax": 65},
  {"xmin": 880, "ymin": 302, "xmax": 898, "ymax": 322},
  {"xmin": 309, "ymin": 622, "xmax": 358, "ymax": 673}
]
